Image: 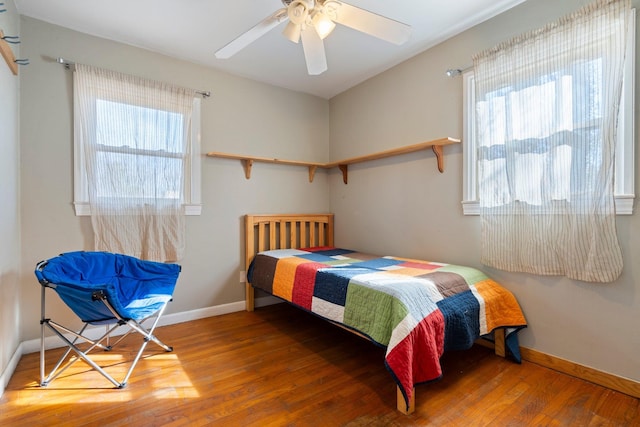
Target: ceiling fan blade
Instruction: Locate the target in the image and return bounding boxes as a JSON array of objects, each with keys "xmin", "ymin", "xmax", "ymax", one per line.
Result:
[
  {"xmin": 300, "ymin": 26, "xmax": 328, "ymax": 75},
  {"xmin": 215, "ymin": 9, "xmax": 288, "ymax": 59},
  {"xmin": 324, "ymin": 1, "xmax": 411, "ymax": 45}
]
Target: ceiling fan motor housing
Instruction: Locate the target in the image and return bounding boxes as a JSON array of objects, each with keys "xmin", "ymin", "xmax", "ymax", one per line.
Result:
[{"xmin": 286, "ymin": 0, "xmax": 317, "ymax": 26}]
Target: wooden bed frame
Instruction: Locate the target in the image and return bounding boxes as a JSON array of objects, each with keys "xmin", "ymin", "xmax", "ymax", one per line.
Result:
[{"xmin": 244, "ymin": 213, "xmax": 505, "ymax": 415}]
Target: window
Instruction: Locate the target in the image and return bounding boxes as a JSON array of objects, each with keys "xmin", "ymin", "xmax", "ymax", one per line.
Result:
[
  {"xmin": 73, "ymin": 80, "xmax": 201, "ymax": 216},
  {"xmin": 462, "ymin": 11, "xmax": 635, "ymax": 215}
]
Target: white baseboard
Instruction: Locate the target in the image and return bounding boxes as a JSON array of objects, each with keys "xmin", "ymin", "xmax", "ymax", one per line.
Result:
[
  {"xmin": 0, "ymin": 342, "xmax": 23, "ymax": 398},
  {"xmin": 20, "ymin": 296, "xmax": 282, "ymax": 355}
]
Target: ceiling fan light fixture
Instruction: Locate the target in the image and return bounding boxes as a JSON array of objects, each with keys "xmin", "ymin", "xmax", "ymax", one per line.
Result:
[
  {"xmin": 283, "ymin": 21, "xmax": 302, "ymax": 43},
  {"xmin": 312, "ymin": 11, "xmax": 336, "ymax": 39},
  {"xmin": 218, "ymin": 0, "xmax": 412, "ymax": 76}
]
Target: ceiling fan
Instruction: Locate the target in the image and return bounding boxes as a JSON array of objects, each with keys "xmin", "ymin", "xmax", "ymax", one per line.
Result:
[{"xmin": 214, "ymin": 0, "xmax": 412, "ymax": 75}]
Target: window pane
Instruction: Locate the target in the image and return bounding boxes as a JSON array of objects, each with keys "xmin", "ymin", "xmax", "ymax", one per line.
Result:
[
  {"xmin": 463, "ymin": 15, "xmax": 635, "ymax": 216},
  {"xmin": 95, "ymin": 152, "xmax": 182, "ymax": 200},
  {"xmin": 572, "ymin": 58, "xmax": 602, "ymax": 127},
  {"xmin": 93, "ymin": 99, "xmax": 186, "ymax": 202},
  {"xmin": 96, "ymin": 100, "xmax": 185, "ymax": 153},
  {"xmin": 476, "ymin": 60, "xmax": 611, "ymax": 206}
]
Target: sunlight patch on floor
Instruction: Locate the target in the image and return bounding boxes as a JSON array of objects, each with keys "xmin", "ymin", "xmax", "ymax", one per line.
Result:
[{"xmin": 11, "ymin": 352, "xmax": 200, "ymax": 406}]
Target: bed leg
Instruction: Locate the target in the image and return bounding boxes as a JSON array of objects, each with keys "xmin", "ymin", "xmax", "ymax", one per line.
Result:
[
  {"xmin": 246, "ymin": 283, "xmax": 254, "ymax": 312},
  {"xmin": 494, "ymin": 328, "xmax": 506, "ymax": 357},
  {"xmin": 397, "ymin": 386, "xmax": 415, "ymax": 415}
]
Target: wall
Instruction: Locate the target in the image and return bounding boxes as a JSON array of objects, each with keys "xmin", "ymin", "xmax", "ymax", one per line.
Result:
[
  {"xmin": 11, "ymin": 0, "xmax": 639, "ymax": 394},
  {"xmin": 18, "ymin": 17, "xmax": 331, "ymax": 342},
  {"xmin": 329, "ymin": 0, "xmax": 639, "ymax": 383},
  {"xmin": 0, "ymin": 0, "xmax": 21, "ymax": 395}
]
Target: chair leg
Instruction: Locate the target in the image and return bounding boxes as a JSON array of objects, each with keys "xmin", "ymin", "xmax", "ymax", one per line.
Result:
[
  {"xmin": 39, "ymin": 285, "xmax": 174, "ymax": 388},
  {"xmin": 119, "ymin": 301, "xmax": 173, "ymax": 387},
  {"xmin": 40, "ymin": 285, "xmax": 46, "ymax": 386},
  {"xmin": 40, "ymin": 293, "xmax": 124, "ymax": 387},
  {"xmin": 41, "ymin": 321, "xmax": 123, "ymax": 388},
  {"xmin": 40, "ymin": 322, "xmax": 88, "ymax": 386}
]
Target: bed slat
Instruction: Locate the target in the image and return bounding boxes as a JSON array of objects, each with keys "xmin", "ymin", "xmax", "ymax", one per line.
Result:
[
  {"xmin": 290, "ymin": 221, "xmax": 297, "ymax": 249},
  {"xmin": 310, "ymin": 222, "xmax": 317, "ymax": 247},
  {"xmin": 319, "ymin": 223, "xmax": 325, "ymax": 246},
  {"xmin": 280, "ymin": 222, "xmax": 287, "ymax": 249},
  {"xmin": 301, "ymin": 221, "xmax": 308, "ymax": 247},
  {"xmin": 269, "ymin": 221, "xmax": 277, "ymax": 250},
  {"xmin": 258, "ymin": 223, "xmax": 266, "ymax": 253}
]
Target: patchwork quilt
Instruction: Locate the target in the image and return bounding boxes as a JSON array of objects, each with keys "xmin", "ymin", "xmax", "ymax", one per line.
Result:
[{"xmin": 247, "ymin": 247, "xmax": 527, "ymax": 410}]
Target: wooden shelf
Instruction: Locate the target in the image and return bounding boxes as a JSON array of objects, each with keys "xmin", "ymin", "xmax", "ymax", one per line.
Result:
[
  {"xmin": 206, "ymin": 151, "xmax": 325, "ymax": 182},
  {"xmin": 0, "ymin": 30, "xmax": 18, "ymax": 75},
  {"xmin": 206, "ymin": 137, "xmax": 460, "ymax": 184}
]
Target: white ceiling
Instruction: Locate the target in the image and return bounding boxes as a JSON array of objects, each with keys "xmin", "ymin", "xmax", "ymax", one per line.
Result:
[{"xmin": 15, "ymin": 0, "xmax": 525, "ymax": 99}]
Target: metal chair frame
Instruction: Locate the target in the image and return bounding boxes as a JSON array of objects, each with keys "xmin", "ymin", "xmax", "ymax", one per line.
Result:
[{"xmin": 37, "ymin": 259, "xmax": 174, "ymax": 388}]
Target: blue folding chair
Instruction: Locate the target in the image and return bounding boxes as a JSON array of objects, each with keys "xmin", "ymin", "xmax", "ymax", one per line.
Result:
[{"xmin": 35, "ymin": 251, "xmax": 181, "ymax": 388}]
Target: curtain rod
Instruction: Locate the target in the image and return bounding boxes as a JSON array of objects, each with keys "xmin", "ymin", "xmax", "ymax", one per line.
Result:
[
  {"xmin": 445, "ymin": 65, "xmax": 473, "ymax": 77},
  {"xmin": 56, "ymin": 57, "xmax": 211, "ymax": 98}
]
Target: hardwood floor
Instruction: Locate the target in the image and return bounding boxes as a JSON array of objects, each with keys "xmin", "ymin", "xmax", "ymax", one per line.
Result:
[{"xmin": 1, "ymin": 303, "xmax": 638, "ymax": 426}]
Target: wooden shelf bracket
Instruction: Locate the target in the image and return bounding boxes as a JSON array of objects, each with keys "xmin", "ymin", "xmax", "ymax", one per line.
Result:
[
  {"xmin": 432, "ymin": 144, "xmax": 444, "ymax": 173},
  {"xmin": 241, "ymin": 159, "xmax": 253, "ymax": 179},
  {"xmin": 308, "ymin": 165, "xmax": 318, "ymax": 182},
  {"xmin": 338, "ymin": 165, "xmax": 349, "ymax": 184},
  {"xmin": 206, "ymin": 137, "xmax": 460, "ymax": 184}
]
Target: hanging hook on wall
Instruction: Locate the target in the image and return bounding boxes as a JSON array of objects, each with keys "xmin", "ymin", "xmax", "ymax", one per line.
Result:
[
  {"xmin": 1, "ymin": 35, "xmax": 19, "ymax": 44},
  {"xmin": 0, "ymin": 28, "xmax": 18, "ymax": 75},
  {"xmin": 0, "ymin": 3, "xmax": 6, "ymax": 13},
  {"xmin": 14, "ymin": 58, "xmax": 29, "ymax": 66}
]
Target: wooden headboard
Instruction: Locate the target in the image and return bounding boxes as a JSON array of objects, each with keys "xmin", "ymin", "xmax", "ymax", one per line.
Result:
[{"xmin": 244, "ymin": 213, "xmax": 334, "ymax": 311}]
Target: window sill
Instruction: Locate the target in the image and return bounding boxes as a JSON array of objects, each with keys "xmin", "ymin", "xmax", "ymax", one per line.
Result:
[
  {"xmin": 74, "ymin": 203, "xmax": 202, "ymax": 216},
  {"xmin": 462, "ymin": 195, "xmax": 634, "ymax": 216}
]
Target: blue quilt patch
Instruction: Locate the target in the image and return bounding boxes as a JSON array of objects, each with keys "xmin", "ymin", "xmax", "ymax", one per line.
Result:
[
  {"xmin": 313, "ymin": 267, "xmax": 368, "ymax": 306},
  {"xmin": 437, "ymin": 290, "xmax": 480, "ymax": 351},
  {"xmin": 352, "ymin": 258, "xmax": 404, "ymax": 269}
]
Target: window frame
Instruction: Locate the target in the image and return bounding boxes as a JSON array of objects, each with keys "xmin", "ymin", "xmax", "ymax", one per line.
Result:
[
  {"xmin": 74, "ymin": 97, "xmax": 202, "ymax": 216},
  {"xmin": 462, "ymin": 12, "xmax": 635, "ymax": 216}
]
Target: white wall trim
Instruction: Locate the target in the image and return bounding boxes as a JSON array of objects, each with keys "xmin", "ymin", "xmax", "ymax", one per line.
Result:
[
  {"xmin": 463, "ymin": 196, "xmax": 635, "ymax": 216},
  {"xmin": 20, "ymin": 296, "xmax": 282, "ymax": 355},
  {"xmin": 74, "ymin": 203, "xmax": 202, "ymax": 216},
  {"xmin": 73, "ymin": 96, "xmax": 203, "ymax": 217},
  {"xmin": 0, "ymin": 342, "xmax": 24, "ymax": 398}
]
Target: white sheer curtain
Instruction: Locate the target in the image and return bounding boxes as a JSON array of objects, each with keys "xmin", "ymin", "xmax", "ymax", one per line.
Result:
[
  {"xmin": 472, "ymin": 0, "xmax": 630, "ymax": 282},
  {"xmin": 74, "ymin": 64, "xmax": 196, "ymax": 262}
]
